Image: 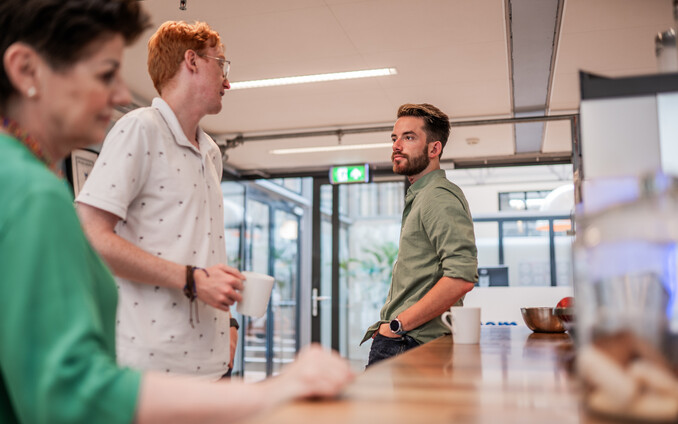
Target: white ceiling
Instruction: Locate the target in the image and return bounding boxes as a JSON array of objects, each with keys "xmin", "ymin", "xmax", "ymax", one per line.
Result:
[{"xmin": 122, "ymin": 0, "xmax": 674, "ymax": 177}]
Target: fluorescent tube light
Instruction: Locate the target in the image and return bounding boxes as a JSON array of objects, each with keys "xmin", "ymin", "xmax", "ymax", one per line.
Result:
[
  {"xmin": 230, "ymin": 68, "xmax": 397, "ymax": 90},
  {"xmin": 270, "ymin": 142, "xmax": 392, "ymax": 155}
]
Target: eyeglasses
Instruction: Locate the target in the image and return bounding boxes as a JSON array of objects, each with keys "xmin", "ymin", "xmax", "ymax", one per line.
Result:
[{"xmin": 197, "ymin": 53, "xmax": 231, "ymax": 78}]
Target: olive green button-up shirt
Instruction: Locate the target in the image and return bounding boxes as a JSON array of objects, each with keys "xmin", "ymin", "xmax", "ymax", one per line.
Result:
[{"xmin": 362, "ymin": 169, "xmax": 478, "ymax": 345}]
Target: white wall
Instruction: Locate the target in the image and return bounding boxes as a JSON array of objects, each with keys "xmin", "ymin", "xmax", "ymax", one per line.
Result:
[{"xmin": 464, "ymin": 286, "xmax": 574, "ymax": 325}]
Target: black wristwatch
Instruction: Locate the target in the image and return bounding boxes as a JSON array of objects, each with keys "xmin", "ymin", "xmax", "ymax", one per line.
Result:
[{"xmin": 389, "ymin": 318, "xmax": 406, "ymax": 335}]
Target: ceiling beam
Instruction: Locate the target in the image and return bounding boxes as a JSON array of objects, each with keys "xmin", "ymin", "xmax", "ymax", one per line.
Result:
[{"xmin": 508, "ymin": 0, "xmax": 563, "ymax": 154}]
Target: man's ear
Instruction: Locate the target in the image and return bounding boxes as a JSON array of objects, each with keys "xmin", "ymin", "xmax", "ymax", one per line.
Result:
[
  {"xmin": 429, "ymin": 140, "xmax": 442, "ymax": 158},
  {"xmin": 3, "ymin": 42, "xmax": 41, "ymax": 98},
  {"xmin": 184, "ymin": 49, "xmax": 199, "ymax": 73}
]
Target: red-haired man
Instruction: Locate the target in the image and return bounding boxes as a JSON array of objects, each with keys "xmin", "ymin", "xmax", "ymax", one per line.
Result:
[{"xmin": 77, "ymin": 21, "xmax": 241, "ymax": 379}]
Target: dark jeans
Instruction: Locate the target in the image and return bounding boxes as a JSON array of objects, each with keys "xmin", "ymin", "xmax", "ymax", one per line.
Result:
[
  {"xmin": 220, "ymin": 368, "xmax": 232, "ymax": 379},
  {"xmin": 367, "ymin": 334, "xmax": 420, "ymax": 368}
]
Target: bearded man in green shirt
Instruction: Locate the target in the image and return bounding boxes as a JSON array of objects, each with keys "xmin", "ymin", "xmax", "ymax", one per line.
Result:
[{"xmin": 362, "ymin": 103, "xmax": 479, "ymax": 366}]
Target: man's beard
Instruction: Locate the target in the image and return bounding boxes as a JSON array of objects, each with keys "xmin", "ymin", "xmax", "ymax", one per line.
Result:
[{"xmin": 392, "ymin": 144, "xmax": 430, "ymax": 176}]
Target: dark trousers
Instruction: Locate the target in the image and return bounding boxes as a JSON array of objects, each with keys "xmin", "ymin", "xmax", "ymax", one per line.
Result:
[
  {"xmin": 367, "ymin": 334, "xmax": 420, "ymax": 368},
  {"xmin": 220, "ymin": 368, "xmax": 232, "ymax": 379}
]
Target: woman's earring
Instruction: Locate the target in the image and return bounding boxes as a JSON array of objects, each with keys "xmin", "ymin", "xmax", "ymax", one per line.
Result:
[{"xmin": 27, "ymin": 87, "xmax": 37, "ymax": 98}]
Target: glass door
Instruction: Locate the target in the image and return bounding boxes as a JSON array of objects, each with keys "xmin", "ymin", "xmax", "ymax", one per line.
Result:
[
  {"xmin": 222, "ymin": 182, "xmax": 300, "ymax": 382},
  {"xmin": 271, "ymin": 209, "xmax": 300, "ymax": 375},
  {"xmin": 312, "ymin": 179, "xmax": 404, "ymax": 370},
  {"xmin": 313, "ymin": 181, "xmax": 336, "ymax": 350},
  {"xmin": 319, "ymin": 201, "xmax": 333, "ymax": 349},
  {"xmin": 240, "ymin": 198, "xmax": 269, "ymax": 381}
]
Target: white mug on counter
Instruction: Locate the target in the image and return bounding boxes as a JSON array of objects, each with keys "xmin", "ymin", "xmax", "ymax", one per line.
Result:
[
  {"xmin": 441, "ymin": 306, "xmax": 481, "ymax": 344},
  {"xmin": 236, "ymin": 271, "xmax": 275, "ymax": 318}
]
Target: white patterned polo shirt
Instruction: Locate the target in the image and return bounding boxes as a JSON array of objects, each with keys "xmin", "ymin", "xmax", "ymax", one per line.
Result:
[{"xmin": 76, "ymin": 97, "xmax": 230, "ymax": 380}]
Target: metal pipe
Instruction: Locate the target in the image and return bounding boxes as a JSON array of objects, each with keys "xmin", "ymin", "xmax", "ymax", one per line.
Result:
[{"xmin": 223, "ymin": 114, "xmax": 578, "ymax": 147}]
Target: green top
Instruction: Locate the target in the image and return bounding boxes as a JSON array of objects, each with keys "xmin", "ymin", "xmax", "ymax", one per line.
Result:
[
  {"xmin": 0, "ymin": 134, "xmax": 141, "ymax": 424},
  {"xmin": 362, "ymin": 169, "xmax": 478, "ymax": 345}
]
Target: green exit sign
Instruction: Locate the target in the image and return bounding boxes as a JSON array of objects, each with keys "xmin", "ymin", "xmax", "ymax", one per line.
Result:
[{"xmin": 329, "ymin": 164, "xmax": 370, "ymax": 184}]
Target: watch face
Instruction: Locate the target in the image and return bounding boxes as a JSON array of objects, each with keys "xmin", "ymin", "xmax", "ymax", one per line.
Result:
[{"xmin": 389, "ymin": 319, "xmax": 400, "ymax": 333}]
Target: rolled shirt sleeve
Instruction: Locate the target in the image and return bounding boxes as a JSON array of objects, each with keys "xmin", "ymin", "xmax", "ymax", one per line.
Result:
[
  {"xmin": 76, "ymin": 113, "xmax": 153, "ymax": 221},
  {"xmin": 421, "ymin": 186, "xmax": 479, "ymax": 283}
]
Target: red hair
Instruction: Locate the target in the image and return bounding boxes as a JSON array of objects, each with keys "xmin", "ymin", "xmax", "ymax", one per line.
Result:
[{"xmin": 147, "ymin": 20, "xmax": 222, "ymax": 94}]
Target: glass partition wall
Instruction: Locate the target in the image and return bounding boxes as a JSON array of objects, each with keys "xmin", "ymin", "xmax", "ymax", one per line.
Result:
[
  {"xmin": 222, "ymin": 181, "xmax": 303, "ymax": 382},
  {"xmin": 223, "ymin": 164, "xmax": 575, "ymax": 374},
  {"xmin": 474, "ymin": 213, "xmax": 573, "ymax": 287}
]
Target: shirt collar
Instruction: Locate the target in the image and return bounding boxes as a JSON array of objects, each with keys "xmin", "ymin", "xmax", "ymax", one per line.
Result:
[
  {"xmin": 406, "ymin": 169, "xmax": 446, "ymax": 201},
  {"xmin": 152, "ymin": 97, "xmax": 208, "ymax": 153}
]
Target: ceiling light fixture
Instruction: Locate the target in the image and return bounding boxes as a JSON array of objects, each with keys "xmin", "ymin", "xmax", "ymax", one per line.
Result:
[
  {"xmin": 270, "ymin": 142, "xmax": 392, "ymax": 155},
  {"xmin": 230, "ymin": 68, "xmax": 397, "ymax": 90},
  {"xmin": 179, "ymin": 0, "xmax": 187, "ymax": 10}
]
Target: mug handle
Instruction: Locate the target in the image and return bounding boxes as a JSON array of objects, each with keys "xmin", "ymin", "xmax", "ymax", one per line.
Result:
[{"xmin": 441, "ymin": 311, "xmax": 454, "ymax": 331}]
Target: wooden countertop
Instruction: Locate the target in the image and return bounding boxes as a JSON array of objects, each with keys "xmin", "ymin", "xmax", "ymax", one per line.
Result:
[{"xmin": 245, "ymin": 327, "xmax": 596, "ymax": 424}]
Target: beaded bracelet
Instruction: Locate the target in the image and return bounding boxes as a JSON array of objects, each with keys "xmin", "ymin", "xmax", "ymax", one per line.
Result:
[{"xmin": 184, "ymin": 265, "xmax": 208, "ymax": 328}]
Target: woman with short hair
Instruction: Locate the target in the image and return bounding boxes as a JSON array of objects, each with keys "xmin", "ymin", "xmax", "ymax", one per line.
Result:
[{"xmin": 0, "ymin": 2, "xmax": 353, "ymax": 423}]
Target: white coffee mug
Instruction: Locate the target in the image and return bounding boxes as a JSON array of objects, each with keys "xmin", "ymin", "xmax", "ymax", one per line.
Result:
[
  {"xmin": 441, "ymin": 306, "xmax": 481, "ymax": 344},
  {"xmin": 236, "ymin": 271, "xmax": 275, "ymax": 318}
]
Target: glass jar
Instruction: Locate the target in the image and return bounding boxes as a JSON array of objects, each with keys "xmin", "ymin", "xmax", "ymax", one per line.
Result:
[{"xmin": 574, "ymin": 173, "xmax": 678, "ymax": 422}]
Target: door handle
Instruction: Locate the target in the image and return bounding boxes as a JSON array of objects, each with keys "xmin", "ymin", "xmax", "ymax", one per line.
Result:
[{"xmin": 312, "ymin": 288, "xmax": 331, "ymax": 317}]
